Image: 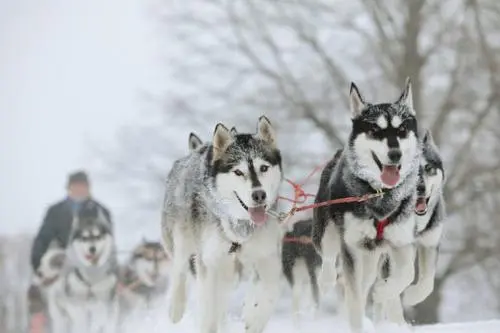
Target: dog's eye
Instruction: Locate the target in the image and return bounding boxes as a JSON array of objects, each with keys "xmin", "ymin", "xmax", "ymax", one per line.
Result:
[
  {"xmin": 260, "ymin": 165, "xmax": 269, "ymax": 173},
  {"xmin": 367, "ymin": 125, "xmax": 380, "ymax": 137},
  {"xmin": 424, "ymin": 164, "xmax": 436, "ymax": 175},
  {"xmin": 398, "ymin": 125, "xmax": 408, "ymax": 137},
  {"xmin": 233, "ymin": 169, "xmax": 244, "ymax": 177}
]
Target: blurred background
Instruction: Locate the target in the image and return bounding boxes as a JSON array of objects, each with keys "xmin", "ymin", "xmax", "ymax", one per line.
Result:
[{"xmin": 1, "ymin": 0, "xmax": 500, "ymax": 331}]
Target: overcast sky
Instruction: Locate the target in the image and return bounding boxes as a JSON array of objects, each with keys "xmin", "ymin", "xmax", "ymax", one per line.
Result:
[{"xmin": 0, "ymin": 0, "xmax": 163, "ymax": 239}]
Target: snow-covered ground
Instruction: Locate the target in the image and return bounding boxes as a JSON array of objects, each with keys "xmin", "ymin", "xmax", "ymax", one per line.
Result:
[{"xmin": 121, "ymin": 278, "xmax": 500, "ymax": 333}]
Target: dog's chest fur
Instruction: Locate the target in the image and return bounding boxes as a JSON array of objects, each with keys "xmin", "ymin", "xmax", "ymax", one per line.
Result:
[
  {"xmin": 325, "ymin": 156, "xmax": 417, "ymax": 249},
  {"xmin": 65, "ymin": 269, "xmax": 117, "ymax": 301}
]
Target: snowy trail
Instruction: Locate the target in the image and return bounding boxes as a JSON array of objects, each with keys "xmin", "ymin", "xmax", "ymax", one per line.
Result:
[
  {"xmin": 122, "ymin": 280, "xmax": 500, "ymax": 333},
  {"xmin": 125, "ymin": 310, "xmax": 500, "ymax": 333}
]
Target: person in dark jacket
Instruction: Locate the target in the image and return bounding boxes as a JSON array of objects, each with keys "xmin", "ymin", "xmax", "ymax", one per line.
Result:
[{"xmin": 30, "ymin": 170, "xmax": 113, "ymax": 279}]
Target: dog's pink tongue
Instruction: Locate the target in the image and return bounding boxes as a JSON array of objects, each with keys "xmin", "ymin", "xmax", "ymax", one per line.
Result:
[
  {"xmin": 381, "ymin": 165, "xmax": 400, "ymax": 187},
  {"xmin": 248, "ymin": 206, "xmax": 268, "ymax": 226},
  {"xmin": 415, "ymin": 197, "xmax": 427, "ymax": 214}
]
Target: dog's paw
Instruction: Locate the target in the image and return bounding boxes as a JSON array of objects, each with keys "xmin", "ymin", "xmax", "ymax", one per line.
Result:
[
  {"xmin": 168, "ymin": 302, "xmax": 185, "ymax": 324},
  {"xmin": 402, "ymin": 281, "xmax": 432, "ymax": 306}
]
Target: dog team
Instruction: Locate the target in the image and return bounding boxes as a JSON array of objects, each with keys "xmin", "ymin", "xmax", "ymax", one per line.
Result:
[{"xmin": 29, "ymin": 77, "xmax": 446, "ymax": 333}]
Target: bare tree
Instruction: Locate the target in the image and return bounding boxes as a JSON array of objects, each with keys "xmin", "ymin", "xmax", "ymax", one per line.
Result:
[{"xmin": 102, "ymin": 0, "xmax": 500, "ymax": 323}]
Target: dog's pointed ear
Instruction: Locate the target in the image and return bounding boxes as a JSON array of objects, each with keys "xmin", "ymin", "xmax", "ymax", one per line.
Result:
[
  {"xmin": 422, "ymin": 128, "xmax": 435, "ymax": 146},
  {"xmin": 349, "ymin": 82, "xmax": 366, "ymax": 118},
  {"xmin": 141, "ymin": 236, "xmax": 147, "ymax": 244},
  {"xmin": 397, "ymin": 77, "xmax": 415, "ymax": 114},
  {"xmin": 188, "ymin": 132, "xmax": 203, "ymax": 152},
  {"xmin": 256, "ymin": 116, "xmax": 277, "ymax": 148},
  {"xmin": 230, "ymin": 126, "xmax": 238, "ymax": 137},
  {"xmin": 212, "ymin": 123, "xmax": 232, "ymax": 162}
]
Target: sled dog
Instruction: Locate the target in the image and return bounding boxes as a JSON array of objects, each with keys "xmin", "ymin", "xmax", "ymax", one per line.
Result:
[
  {"xmin": 48, "ymin": 208, "xmax": 119, "ymax": 333},
  {"xmin": 161, "ymin": 116, "xmax": 284, "ymax": 333},
  {"xmin": 376, "ymin": 128, "xmax": 446, "ymax": 323},
  {"xmin": 119, "ymin": 239, "xmax": 169, "ymax": 313},
  {"xmin": 312, "ymin": 78, "xmax": 421, "ymax": 332}
]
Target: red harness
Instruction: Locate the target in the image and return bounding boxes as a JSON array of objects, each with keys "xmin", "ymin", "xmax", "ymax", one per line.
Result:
[{"xmin": 376, "ymin": 218, "xmax": 389, "ymax": 241}]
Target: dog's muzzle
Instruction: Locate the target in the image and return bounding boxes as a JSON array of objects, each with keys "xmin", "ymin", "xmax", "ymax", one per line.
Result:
[
  {"xmin": 371, "ymin": 151, "xmax": 401, "ymax": 187},
  {"xmin": 234, "ymin": 191, "xmax": 268, "ymax": 226}
]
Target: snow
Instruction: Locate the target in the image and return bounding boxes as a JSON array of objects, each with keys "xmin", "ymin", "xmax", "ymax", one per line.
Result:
[{"xmin": 120, "ymin": 279, "xmax": 500, "ymax": 333}]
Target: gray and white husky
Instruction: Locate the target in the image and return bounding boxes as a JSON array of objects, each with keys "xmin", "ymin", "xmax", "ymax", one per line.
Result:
[
  {"xmin": 119, "ymin": 239, "xmax": 169, "ymax": 313},
  {"xmin": 48, "ymin": 209, "xmax": 119, "ymax": 333},
  {"xmin": 161, "ymin": 116, "xmax": 284, "ymax": 333},
  {"xmin": 312, "ymin": 78, "xmax": 421, "ymax": 332},
  {"xmin": 376, "ymin": 128, "xmax": 446, "ymax": 323}
]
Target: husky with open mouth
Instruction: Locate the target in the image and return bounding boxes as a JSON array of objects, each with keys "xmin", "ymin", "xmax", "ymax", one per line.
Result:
[
  {"xmin": 161, "ymin": 116, "xmax": 284, "ymax": 333},
  {"xmin": 47, "ymin": 208, "xmax": 119, "ymax": 333},
  {"xmin": 312, "ymin": 78, "xmax": 421, "ymax": 332},
  {"xmin": 376, "ymin": 128, "xmax": 446, "ymax": 324},
  {"xmin": 405, "ymin": 129, "xmax": 446, "ymax": 306}
]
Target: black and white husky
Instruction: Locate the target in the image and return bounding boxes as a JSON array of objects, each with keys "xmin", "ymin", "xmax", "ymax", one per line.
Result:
[
  {"xmin": 281, "ymin": 218, "xmax": 322, "ymax": 319},
  {"xmin": 376, "ymin": 128, "xmax": 446, "ymax": 323},
  {"xmin": 312, "ymin": 79, "xmax": 421, "ymax": 332},
  {"xmin": 48, "ymin": 209, "xmax": 119, "ymax": 333},
  {"xmin": 404, "ymin": 129, "xmax": 446, "ymax": 305},
  {"xmin": 161, "ymin": 116, "xmax": 284, "ymax": 333},
  {"xmin": 119, "ymin": 239, "xmax": 169, "ymax": 313}
]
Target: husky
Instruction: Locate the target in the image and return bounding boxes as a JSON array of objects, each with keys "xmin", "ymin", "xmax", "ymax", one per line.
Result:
[
  {"xmin": 312, "ymin": 78, "xmax": 421, "ymax": 332},
  {"xmin": 48, "ymin": 208, "xmax": 119, "ymax": 333},
  {"xmin": 404, "ymin": 129, "xmax": 445, "ymax": 305},
  {"xmin": 375, "ymin": 128, "xmax": 446, "ymax": 324},
  {"xmin": 281, "ymin": 219, "xmax": 322, "ymax": 320},
  {"xmin": 119, "ymin": 239, "xmax": 170, "ymax": 313},
  {"xmin": 161, "ymin": 116, "xmax": 284, "ymax": 333}
]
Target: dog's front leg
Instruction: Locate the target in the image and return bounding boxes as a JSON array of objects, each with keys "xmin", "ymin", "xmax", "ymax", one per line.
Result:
[
  {"xmin": 48, "ymin": 298, "xmax": 68, "ymax": 333},
  {"xmin": 403, "ymin": 245, "xmax": 438, "ymax": 306},
  {"xmin": 342, "ymin": 245, "xmax": 380, "ymax": 333},
  {"xmin": 197, "ymin": 253, "xmax": 234, "ymax": 333},
  {"xmin": 104, "ymin": 299, "xmax": 120, "ymax": 333},
  {"xmin": 167, "ymin": 226, "xmax": 191, "ymax": 324},
  {"xmin": 319, "ymin": 223, "xmax": 340, "ymax": 293},
  {"xmin": 65, "ymin": 302, "xmax": 88, "ymax": 333},
  {"xmin": 243, "ymin": 255, "xmax": 281, "ymax": 333},
  {"xmin": 372, "ymin": 244, "xmax": 415, "ymax": 304}
]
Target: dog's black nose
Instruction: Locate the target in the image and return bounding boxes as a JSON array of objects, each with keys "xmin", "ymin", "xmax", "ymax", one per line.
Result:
[
  {"xmin": 251, "ymin": 190, "xmax": 267, "ymax": 204},
  {"xmin": 89, "ymin": 246, "xmax": 96, "ymax": 255},
  {"xmin": 417, "ymin": 185, "xmax": 426, "ymax": 197},
  {"xmin": 388, "ymin": 149, "xmax": 402, "ymax": 163}
]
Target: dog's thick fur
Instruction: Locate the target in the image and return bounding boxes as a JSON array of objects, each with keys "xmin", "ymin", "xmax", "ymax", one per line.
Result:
[
  {"xmin": 312, "ymin": 79, "xmax": 421, "ymax": 332},
  {"xmin": 376, "ymin": 128, "xmax": 446, "ymax": 324},
  {"xmin": 161, "ymin": 116, "xmax": 284, "ymax": 333},
  {"xmin": 47, "ymin": 209, "xmax": 119, "ymax": 333},
  {"xmin": 187, "ymin": 132, "xmax": 244, "ymax": 281},
  {"xmin": 119, "ymin": 239, "xmax": 169, "ymax": 314},
  {"xmin": 404, "ymin": 129, "xmax": 446, "ymax": 305},
  {"xmin": 282, "ymin": 219, "xmax": 322, "ymax": 318}
]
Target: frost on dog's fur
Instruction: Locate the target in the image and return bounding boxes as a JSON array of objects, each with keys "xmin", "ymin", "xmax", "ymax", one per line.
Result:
[
  {"xmin": 161, "ymin": 116, "xmax": 284, "ymax": 333},
  {"xmin": 313, "ymin": 78, "xmax": 422, "ymax": 332}
]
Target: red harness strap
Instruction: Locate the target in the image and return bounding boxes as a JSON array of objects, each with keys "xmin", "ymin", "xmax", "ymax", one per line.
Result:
[
  {"xmin": 282, "ymin": 236, "xmax": 313, "ymax": 244},
  {"xmin": 376, "ymin": 218, "xmax": 389, "ymax": 241}
]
